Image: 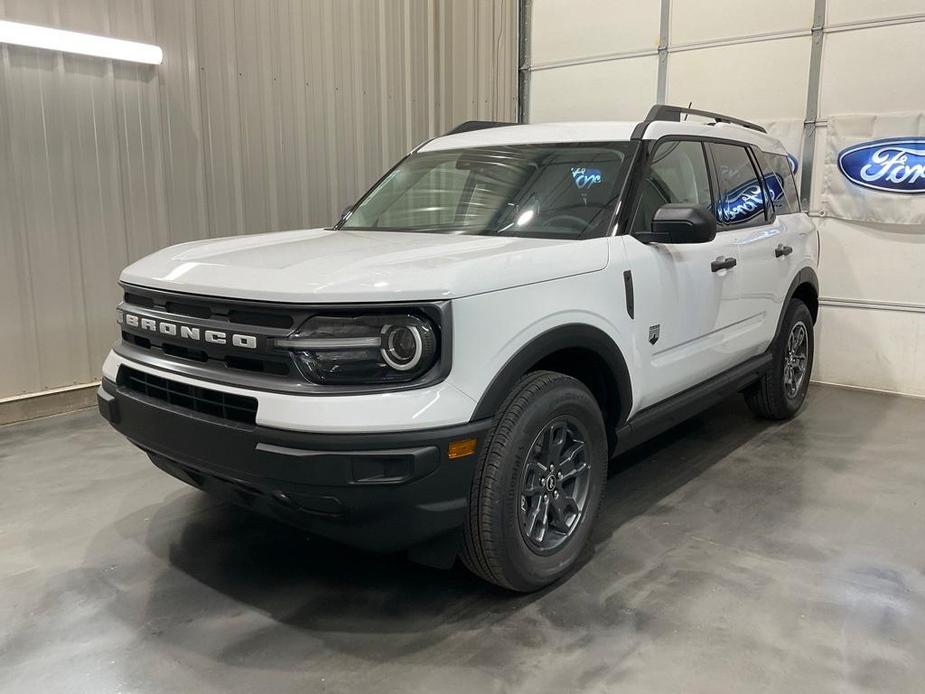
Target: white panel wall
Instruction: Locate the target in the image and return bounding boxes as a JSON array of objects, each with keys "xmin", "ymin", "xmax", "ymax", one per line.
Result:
[
  {"xmin": 827, "ymin": 0, "xmax": 925, "ymax": 26},
  {"xmin": 666, "ymin": 38, "xmax": 811, "ymax": 120},
  {"xmin": 810, "ymin": 15, "xmax": 925, "ymax": 397},
  {"xmin": 670, "ymin": 0, "xmax": 811, "ymax": 44},
  {"xmin": 530, "ymin": 0, "xmax": 659, "ymax": 63},
  {"xmin": 530, "ymin": 57, "xmax": 658, "ymax": 122},
  {"xmin": 819, "ymin": 23, "xmax": 925, "ymax": 115},
  {"xmin": 527, "ymin": 0, "xmax": 659, "ymax": 122},
  {"xmin": 526, "ymin": 0, "xmax": 925, "ymax": 398}
]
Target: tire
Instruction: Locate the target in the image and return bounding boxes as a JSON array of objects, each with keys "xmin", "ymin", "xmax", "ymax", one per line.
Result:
[
  {"xmin": 745, "ymin": 298, "xmax": 814, "ymax": 420},
  {"xmin": 461, "ymin": 370, "xmax": 608, "ymax": 592}
]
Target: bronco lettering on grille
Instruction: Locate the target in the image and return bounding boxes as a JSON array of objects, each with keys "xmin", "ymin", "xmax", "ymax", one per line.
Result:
[{"xmin": 117, "ymin": 310, "xmax": 258, "ymax": 350}]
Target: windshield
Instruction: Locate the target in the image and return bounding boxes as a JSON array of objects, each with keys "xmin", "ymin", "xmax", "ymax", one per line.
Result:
[{"xmin": 339, "ymin": 142, "xmax": 635, "ymax": 239}]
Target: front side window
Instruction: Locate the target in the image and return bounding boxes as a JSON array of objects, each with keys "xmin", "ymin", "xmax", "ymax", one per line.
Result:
[
  {"xmin": 340, "ymin": 143, "xmax": 635, "ymax": 239},
  {"xmin": 632, "ymin": 140, "xmax": 713, "ymax": 233},
  {"xmin": 710, "ymin": 143, "xmax": 769, "ymax": 226}
]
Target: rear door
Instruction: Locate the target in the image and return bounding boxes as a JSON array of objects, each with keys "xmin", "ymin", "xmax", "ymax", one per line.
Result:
[
  {"xmin": 622, "ymin": 139, "xmax": 744, "ymax": 409},
  {"xmin": 707, "ymin": 142, "xmax": 783, "ymax": 355},
  {"xmin": 751, "ymin": 148, "xmax": 812, "ymax": 342}
]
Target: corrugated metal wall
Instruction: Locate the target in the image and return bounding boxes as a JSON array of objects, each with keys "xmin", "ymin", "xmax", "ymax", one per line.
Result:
[{"xmin": 0, "ymin": 0, "xmax": 518, "ymax": 400}]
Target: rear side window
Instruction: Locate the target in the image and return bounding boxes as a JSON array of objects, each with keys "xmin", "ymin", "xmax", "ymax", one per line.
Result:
[
  {"xmin": 758, "ymin": 151, "xmax": 801, "ymax": 214},
  {"xmin": 632, "ymin": 140, "xmax": 713, "ymax": 233},
  {"xmin": 709, "ymin": 143, "xmax": 768, "ymax": 227}
]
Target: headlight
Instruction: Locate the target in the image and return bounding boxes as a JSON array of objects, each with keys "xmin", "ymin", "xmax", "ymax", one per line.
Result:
[{"xmin": 274, "ymin": 313, "xmax": 439, "ymax": 385}]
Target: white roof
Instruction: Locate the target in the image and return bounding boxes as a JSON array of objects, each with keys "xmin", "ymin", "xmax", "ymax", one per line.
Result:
[{"xmin": 420, "ymin": 119, "xmax": 787, "ymax": 155}]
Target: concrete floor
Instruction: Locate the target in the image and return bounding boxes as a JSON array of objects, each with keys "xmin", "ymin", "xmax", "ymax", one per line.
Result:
[{"xmin": 1, "ymin": 385, "xmax": 924, "ymax": 693}]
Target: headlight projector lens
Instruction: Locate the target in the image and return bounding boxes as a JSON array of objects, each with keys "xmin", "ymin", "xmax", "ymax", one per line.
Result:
[{"xmin": 381, "ymin": 324, "xmax": 423, "ymax": 370}]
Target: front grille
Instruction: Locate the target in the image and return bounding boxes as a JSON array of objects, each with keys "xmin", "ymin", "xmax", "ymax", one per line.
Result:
[
  {"xmin": 126, "ymin": 289, "xmax": 294, "ymax": 330},
  {"xmin": 121, "ymin": 331, "xmax": 291, "ymax": 375},
  {"xmin": 118, "ymin": 366, "xmax": 258, "ymax": 425},
  {"xmin": 118, "ymin": 285, "xmax": 298, "ymax": 379}
]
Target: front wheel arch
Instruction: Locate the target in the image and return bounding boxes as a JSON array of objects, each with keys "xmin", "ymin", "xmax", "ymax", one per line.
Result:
[{"xmin": 470, "ymin": 324, "xmax": 632, "ymax": 450}]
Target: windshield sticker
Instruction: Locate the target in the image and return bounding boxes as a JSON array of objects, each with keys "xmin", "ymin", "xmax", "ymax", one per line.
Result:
[{"xmin": 571, "ymin": 167, "xmax": 603, "ymax": 190}]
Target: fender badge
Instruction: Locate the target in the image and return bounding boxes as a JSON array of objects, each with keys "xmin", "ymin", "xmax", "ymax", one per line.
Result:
[{"xmin": 649, "ymin": 324, "xmax": 660, "ymax": 345}]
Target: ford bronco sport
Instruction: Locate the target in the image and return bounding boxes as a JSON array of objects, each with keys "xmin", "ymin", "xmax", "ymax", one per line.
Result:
[{"xmin": 98, "ymin": 105, "xmax": 819, "ymax": 591}]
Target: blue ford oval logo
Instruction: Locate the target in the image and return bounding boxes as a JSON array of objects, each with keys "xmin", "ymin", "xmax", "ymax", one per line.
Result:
[
  {"xmin": 787, "ymin": 153, "xmax": 799, "ymax": 174},
  {"xmin": 838, "ymin": 138, "xmax": 925, "ymax": 194},
  {"xmin": 716, "ymin": 173, "xmax": 783, "ymax": 224}
]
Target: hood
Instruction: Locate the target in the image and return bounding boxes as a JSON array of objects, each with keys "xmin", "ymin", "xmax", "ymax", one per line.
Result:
[{"xmin": 120, "ymin": 228, "xmax": 609, "ymax": 303}]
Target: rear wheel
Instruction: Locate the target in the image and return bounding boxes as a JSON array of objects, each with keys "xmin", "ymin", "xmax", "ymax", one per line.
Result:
[
  {"xmin": 745, "ymin": 299, "xmax": 814, "ymax": 420},
  {"xmin": 461, "ymin": 371, "xmax": 607, "ymax": 592}
]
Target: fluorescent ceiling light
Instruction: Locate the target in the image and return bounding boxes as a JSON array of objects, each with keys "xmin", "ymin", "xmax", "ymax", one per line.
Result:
[{"xmin": 0, "ymin": 20, "xmax": 162, "ymax": 65}]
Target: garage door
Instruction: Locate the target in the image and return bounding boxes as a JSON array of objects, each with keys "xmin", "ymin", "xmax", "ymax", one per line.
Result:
[{"xmin": 524, "ymin": 0, "xmax": 925, "ymax": 397}]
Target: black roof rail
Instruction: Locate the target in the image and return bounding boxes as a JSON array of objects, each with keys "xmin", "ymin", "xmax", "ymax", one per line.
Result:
[
  {"xmin": 631, "ymin": 104, "xmax": 767, "ymax": 139},
  {"xmin": 444, "ymin": 120, "xmax": 517, "ymax": 136}
]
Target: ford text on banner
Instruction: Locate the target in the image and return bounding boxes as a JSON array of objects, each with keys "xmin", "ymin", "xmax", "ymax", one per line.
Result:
[{"xmin": 822, "ymin": 113, "xmax": 925, "ymax": 225}]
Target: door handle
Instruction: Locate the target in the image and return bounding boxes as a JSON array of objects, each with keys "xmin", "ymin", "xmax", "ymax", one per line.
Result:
[
  {"xmin": 711, "ymin": 256, "xmax": 737, "ymax": 272},
  {"xmin": 775, "ymin": 244, "xmax": 793, "ymax": 258}
]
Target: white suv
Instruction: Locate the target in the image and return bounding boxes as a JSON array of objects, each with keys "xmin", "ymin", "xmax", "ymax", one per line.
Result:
[{"xmin": 98, "ymin": 105, "xmax": 819, "ymax": 591}]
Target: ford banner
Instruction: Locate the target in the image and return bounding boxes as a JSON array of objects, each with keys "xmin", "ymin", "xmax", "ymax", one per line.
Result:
[
  {"xmin": 838, "ymin": 138, "xmax": 925, "ymax": 194},
  {"xmin": 823, "ymin": 114, "xmax": 925, "ymax": 224}
]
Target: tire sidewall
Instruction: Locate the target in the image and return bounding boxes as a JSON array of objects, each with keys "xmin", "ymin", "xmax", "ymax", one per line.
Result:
[
  {"xmin": 777, "ymin": 301, "xmax": 814, "ymax": 415},
  {"xmin": 492, "ymin": 379, "xmax": 607, "ymax": 590}
]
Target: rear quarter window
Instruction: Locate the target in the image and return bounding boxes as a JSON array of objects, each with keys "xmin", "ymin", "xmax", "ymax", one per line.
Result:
[{"xmin": 760, "ymin": 152, "xmax": 801, "ymax": 215}]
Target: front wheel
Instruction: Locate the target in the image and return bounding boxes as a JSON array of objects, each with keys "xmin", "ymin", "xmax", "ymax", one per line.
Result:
[
  {"xmin": 745, "ymin": 298, "xmax": 814, "ymax": 420},
  {"xmin": 461, "ymin": 371, "xmax": 607, "ymax": 592}
]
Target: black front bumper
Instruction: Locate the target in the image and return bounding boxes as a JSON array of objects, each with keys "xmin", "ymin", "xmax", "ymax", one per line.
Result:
[{"xmin": 98, "ymin": 378, "xmax": 489, "ymax": 553}]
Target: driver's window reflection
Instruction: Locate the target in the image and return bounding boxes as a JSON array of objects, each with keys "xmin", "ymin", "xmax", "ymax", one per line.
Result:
[{"xmin": 632, "ymin": 141, "xmax": 712, "ymax": 233}]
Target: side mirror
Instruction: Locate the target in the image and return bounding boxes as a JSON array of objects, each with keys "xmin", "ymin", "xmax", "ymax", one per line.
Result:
[{"xmin": 634, "ymin": 203, "xmax": 716, "ymax": 244}]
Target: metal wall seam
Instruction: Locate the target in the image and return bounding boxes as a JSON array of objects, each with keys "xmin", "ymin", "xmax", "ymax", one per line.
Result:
[
  {"xmin": 824, "ymin": 11, "xmax": 925, "ymax": 34},
  {"xmin": 667, "ymin": 28, "xmax": 811, "ymax": 54},
  {"xmin": 656, "ymin": 0, "xmax": 670, "ymax": 104},
  {"xmin": 523, "ymin": 28, "xmax": 811, "ymax": 74},
  {"xmin": 517, "ymin": 0, "xmax": 530, "ymax": 121},
  {"xmin": 800, "ymin": 0, "xmax": 826, "ymax": 211},
  {"xmin": 525, "ymin": 47, "xmax": 658, "ymax": 73},
  {"xmin": 819, "ymin": 297, "xmax": 925, "ymax": 315}
]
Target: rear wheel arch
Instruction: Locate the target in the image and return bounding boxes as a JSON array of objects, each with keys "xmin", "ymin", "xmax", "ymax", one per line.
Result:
[
  {"xmin": 775, "ymin": 267, "xmax": 819, "ymax": 340},
  {"xmin": 792, "ymin": 281, "xmax": 819, "ymax": 323},
  {"xmin": 470, "ymin": 324, "xmax": 632, "ymax": 450}
]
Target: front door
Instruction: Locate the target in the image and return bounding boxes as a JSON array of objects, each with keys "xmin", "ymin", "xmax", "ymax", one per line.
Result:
[{"xmin": 621, "ymin": 139, "xmax": 747, "ymax": 410}]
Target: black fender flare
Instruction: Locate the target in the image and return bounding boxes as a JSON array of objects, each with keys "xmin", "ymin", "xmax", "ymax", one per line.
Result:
[
  {"xmin": 774, "ymin": 266, "xmax": 820, "ymax": 341},
  {"xmin": 469, "ymin": 323, "xmax": 633, "ymax": 426}
]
